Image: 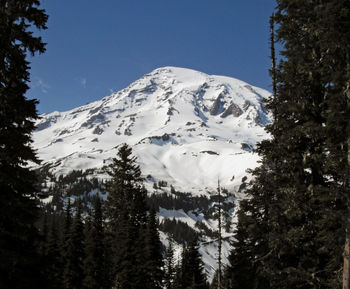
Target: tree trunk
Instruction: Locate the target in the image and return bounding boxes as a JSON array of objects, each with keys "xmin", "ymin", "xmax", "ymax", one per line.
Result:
[
  {"xmin": 217, "ymin": 180, "xmax": 222, "ymax": 289},
  {"xmin": 270, "ymin": 14, "xmax": 277, "ymax": 99},
  {"xmin": 344, "ymin": 136, "xmax": 350, "ymax": 289},
  {"xmin": 343, "ymin": 52, "xmax": 350, "ymax": 289},
  {"xmin": 344, "ymin": 231, "xmax": 350, "ymax": 289}
]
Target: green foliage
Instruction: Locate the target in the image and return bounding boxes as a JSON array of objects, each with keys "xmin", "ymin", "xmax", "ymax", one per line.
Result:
[
  {"xmin": 45, "ymin": 214, "xmax": 64, "ymax": 289},
  {"xmin": 83, "ymin": 195, "xmax": 107, "ymax": 289},
  {"xmin": 164, "ymin": 238, "xmax": 176, "ymax": 289},
  {"xmin": 160, "ymin": 218, "xmax": 199, "ymax": 245},
  {"xmin": 178, "ymin": 239, "xmax": 208, "ymax": 289},
  {"xmin": 225, "ymin": 1, "xmax": 350, "ymax": 288},
  {"xmin": 143, "ymin": 209, "xmax": 164, "ymax": 289},
  {"xmin": 148, "ymin": 192, "xmax": 210, "ymax": 212},
  {"xmin": 61, "ymin": 197, "xmax": 72, "ymax": 261},
  {"xmin": 194, "ymin": 221, "xmax": 216, "ymax": 239},
  {"xmin": 63, "ymin": 199, "xmax": 85, "ymax": 289},
  {"xmin": 105, "ymin": 143, "xmax": 163, "ymax": 289},
  {"xmin": 148, "ymin": 191, "xmax": 234, "ymax": 225},
  {"xmin": 39, "ymin": 168, "xmax": 102, "ymax": 212},
  {"xmin": 223, "ymin": 201, "xmax": 268, "ymax": 289},
  {"xmin": 0, "ymin": 1, "xmax": 48, "ymax": 288},
  {"xmin": 105, "ymin": 143, "xmax": 144, "ymax": 229}
]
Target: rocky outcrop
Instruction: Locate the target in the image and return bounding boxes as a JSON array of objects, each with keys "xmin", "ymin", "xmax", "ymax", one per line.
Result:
[{"xmin": 221, "ymin": 103, "xmax": 243, "ymax": 118}]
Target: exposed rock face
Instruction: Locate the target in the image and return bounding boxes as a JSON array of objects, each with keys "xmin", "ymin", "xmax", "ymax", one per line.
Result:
[
  {"xmin": 221, "ymin": 103, "xmax": 243, "ymax": 118},
  {"xmin": 243, "ymin": 100, "xmax": 251, "ymax": 111},
  {"xmin": 92, "ymin": 126, "xmax": 104, "ymax": 135},
  {"xmin": 241, "ymin": 142, "xmax": 254, "ymax": 152},
  {"xmin": 210, "ymin": 95, "xmax": 224, "ymax": 115}
]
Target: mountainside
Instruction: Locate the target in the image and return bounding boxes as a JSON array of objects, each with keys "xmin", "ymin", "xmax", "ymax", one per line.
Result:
[
  {"xmin": 33, "ymin": 66, "xmax": 271, "ymax": 279},
  {"xmin": 34, "ymin": 66, "xmax": 270, "ymax": 194}
]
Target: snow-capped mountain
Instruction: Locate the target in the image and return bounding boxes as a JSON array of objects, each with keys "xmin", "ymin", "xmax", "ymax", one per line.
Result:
[
  {"xmin": 34, "ymin": 66, "xmax": 271, "ymax": 279},
  {"xmin": 33, "ymin": 66, "xmax": 270, "ymax": 194}
]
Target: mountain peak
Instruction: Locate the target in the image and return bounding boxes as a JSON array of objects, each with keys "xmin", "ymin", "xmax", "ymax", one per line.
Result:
[
  {"xmin": 33, "ymin": 67, "xmax": 271, "ymax": 193},
  {"xmin": 147, "ymin": 66, "xmax": 208, "ymax": 80}
]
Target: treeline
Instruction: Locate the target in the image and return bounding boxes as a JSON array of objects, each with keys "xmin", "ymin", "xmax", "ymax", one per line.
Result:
[
  {"xmin": 40, "ymin": 169, "xmax": 235, "ymax": 222},
  {"xmin": 37, "ymin": 168, "xmax": 102, "ymax": 211},
  {"xmin": 148, "ymin": 190, "xmax": 235, "ymax": 224},
  {"xmin": 38, "ymin": 169, "xmax": 235, "ymax": 245},
  {"xmin": 160, "ymin": 218, "xmax": 199, "ymax": 244},
  {"xmin": 39, "ymin": 144, "xmax": 210, "ymax": 289}
]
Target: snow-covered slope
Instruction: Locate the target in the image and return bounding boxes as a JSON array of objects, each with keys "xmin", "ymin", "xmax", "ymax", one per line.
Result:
[
  {"xmin": 34, "ymin": 66, "xmax": 271, "ymax": 279},
  {"xmin": 33, "ymin": 66, "xmax": 270, "ymax": 194}
]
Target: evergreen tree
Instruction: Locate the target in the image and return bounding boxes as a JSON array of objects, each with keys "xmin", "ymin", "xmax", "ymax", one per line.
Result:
[
  {"xmin": 63, "ymin": 199, "xmax": 85, "ymax": 289},
  {"xmin": 229, "ymin": 1, "xmax": 349, "ymax": 288},
  {"xmin": 83, "ymin": 195, "xmax": 106, "ymax": 289},
  {"xmin": 181, "ymin": 239, "xmax": 208, "ymax": 289},
  {"xmin": 46, "ymin": 215, "xmax": 63, "ymax": 289},
  {"xmin": 164, "ymin": 238, "xmax": 176, "ymax": 289},
  {"xmin": 173, "ymin": 259, "xmax": 183, "ymax": 289},
  {"xmin": 143, "ymin": 208, "xmax": 164, "ymax": 289},
  {"xmin": 105, "ymin": 143, "xmax": 149, "ymax": 289},
  {"xmin": 40, "ymin": 210, "xmax": 49, "ymax": 256},
  {"xmin": 311, "ymin": 1, "xmax": 350, "ymax": 287},
  {"xmin": 266, "ymin": 2, "xmax": 347, "ymax": 287},
  {"xmin": 61, "ymin": 197, "xmax": 72, "ymax": 265},
  {"xmin": 105, "ymin": 143, "xmax": 143, "ymax": 228},
  {"xmin": 0, "ymin": 1, "xmax": 48, "ymax": 288},
  {"xmin": 223, "ymin": 209, "xmax": 254, "ymax": 289},
  {"xmin": 214, "ymin": 181, "xmax": 223, "ymax": 289},
  {"xmin": 223, "ymin": 199, "xmax": 269, "ymax": 289}
]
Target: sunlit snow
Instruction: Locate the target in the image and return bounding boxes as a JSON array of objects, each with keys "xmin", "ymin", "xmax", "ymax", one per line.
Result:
[
  {"xmin": 33, "ymin": 66, "xmax": 271, "ymax": 280},
  {"xmin": 33, "ymin": 66, "xmax": 270, "ymax": 194}
]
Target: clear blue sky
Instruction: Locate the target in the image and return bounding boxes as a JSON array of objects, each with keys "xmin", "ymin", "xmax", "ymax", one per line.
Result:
[{"xmin": 28, "ymin": 0, "xmax": 277, "ymax": 114}]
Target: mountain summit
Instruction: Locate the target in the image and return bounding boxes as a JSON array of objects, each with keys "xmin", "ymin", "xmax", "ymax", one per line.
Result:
[{"xmin": 33, "ymin": 66, "xmax": 271, "ymax": 193}]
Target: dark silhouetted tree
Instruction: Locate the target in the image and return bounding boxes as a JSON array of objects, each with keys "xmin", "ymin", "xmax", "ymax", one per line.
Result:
[
  {"xmin": 143, "ymin": 208, "xmax": 163, "ymax": 289},
  {"xmin": 46, "ymin": 215, "xmax": 63, "ymax": 289},
  {"xmin": 105, "ymin": 143, "xmax": 150, "ymax": 289},
  {"xmin": 181, "ymin": 239, "xmax": 208, "ymax": 289},
  {"xmin": 63, "ymin": 200, "xmax": 85, "ymax": 289},
  {"xmin": 0, "ymin": 1, "xmax": 48, "ymax": 288},
  {"xmin": 83, "ymin": 195, "xmax": 106, "ymax": 289},
  {"xmin": 164, "ymin": 238, "xmax": 176, "ymax": 289},
  {"xmin": 229, "ymin": 2, "xmax": 349, "ymax": 288}
]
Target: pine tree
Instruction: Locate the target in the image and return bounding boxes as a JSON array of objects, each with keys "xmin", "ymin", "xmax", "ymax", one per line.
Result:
[
  {"xmin": 173, "ymin": 259, "xmax": 183, "ymax": 289},
  {"xmin": 181, "ymin": 239, "xmax": 208, "ymax": 289},
  {"xmin": 83, "ymin": 195, "xmax": 106, "ymax": 289},
  {"xmin": 223, "ymin": 164, "xmax": 275, "ymax": 289},
  {"xmin": 310, "ymin": 1, "xmax": 350, "ymax": 287},
  {"xmin": 164, "ymin": 238, "xmax": 176, "ymax": 289},
  {"xmin": 61, "ymin": 197, "xmax": 72, "ymax": 265},
  {"xmin": 46, "ymin": 215, "xmax": 63, "ymax": 289},
  {"xmin": 223, "ymin": 199, "xmax": 269, "ymax": 289},
  {"xmin": 105, "ymin": 143, "xmax": 149, "ymax": 289},
  {"xmin": 229, "ymin": 1, "xmax": 348, "ymax": 288},
  {"xmin": 103, "ymin": 229, "xmax": 115, "ymax": 289},
  {"xmin": 40, "ymin": 210, "xmax": 49, "ymax": 256},
  {"xmin": 143, "ymin": 208, "xmax": 164, "ymax": 289},
  {"xmin": 215, "ymin": 181, "xmax": 223, "ymax": 289},
  {"xmin": 0, "ymin": 1, "xmax": 48, "ymax": 288},
  {"xmin": 267, "ymin": 2, "xmax": 347, "ymax": 287},
  {"xmin": 63, "ymin": 199, "xmax": 85, "ymax": 289}
]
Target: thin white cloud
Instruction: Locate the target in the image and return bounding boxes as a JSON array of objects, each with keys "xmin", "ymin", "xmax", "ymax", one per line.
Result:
[
  {"xmin": 80, "ymin": 77, "xmax": 87, "ymax": 88},
  {"xmin": 32, "ymin": 77, "xmax": 50, "ymax": 93}
]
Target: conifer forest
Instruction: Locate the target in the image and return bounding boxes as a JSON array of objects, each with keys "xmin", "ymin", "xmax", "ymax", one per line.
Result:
[{"xmin": 1, "ymin": 1, "xmax": 350, "ymax": 289}]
